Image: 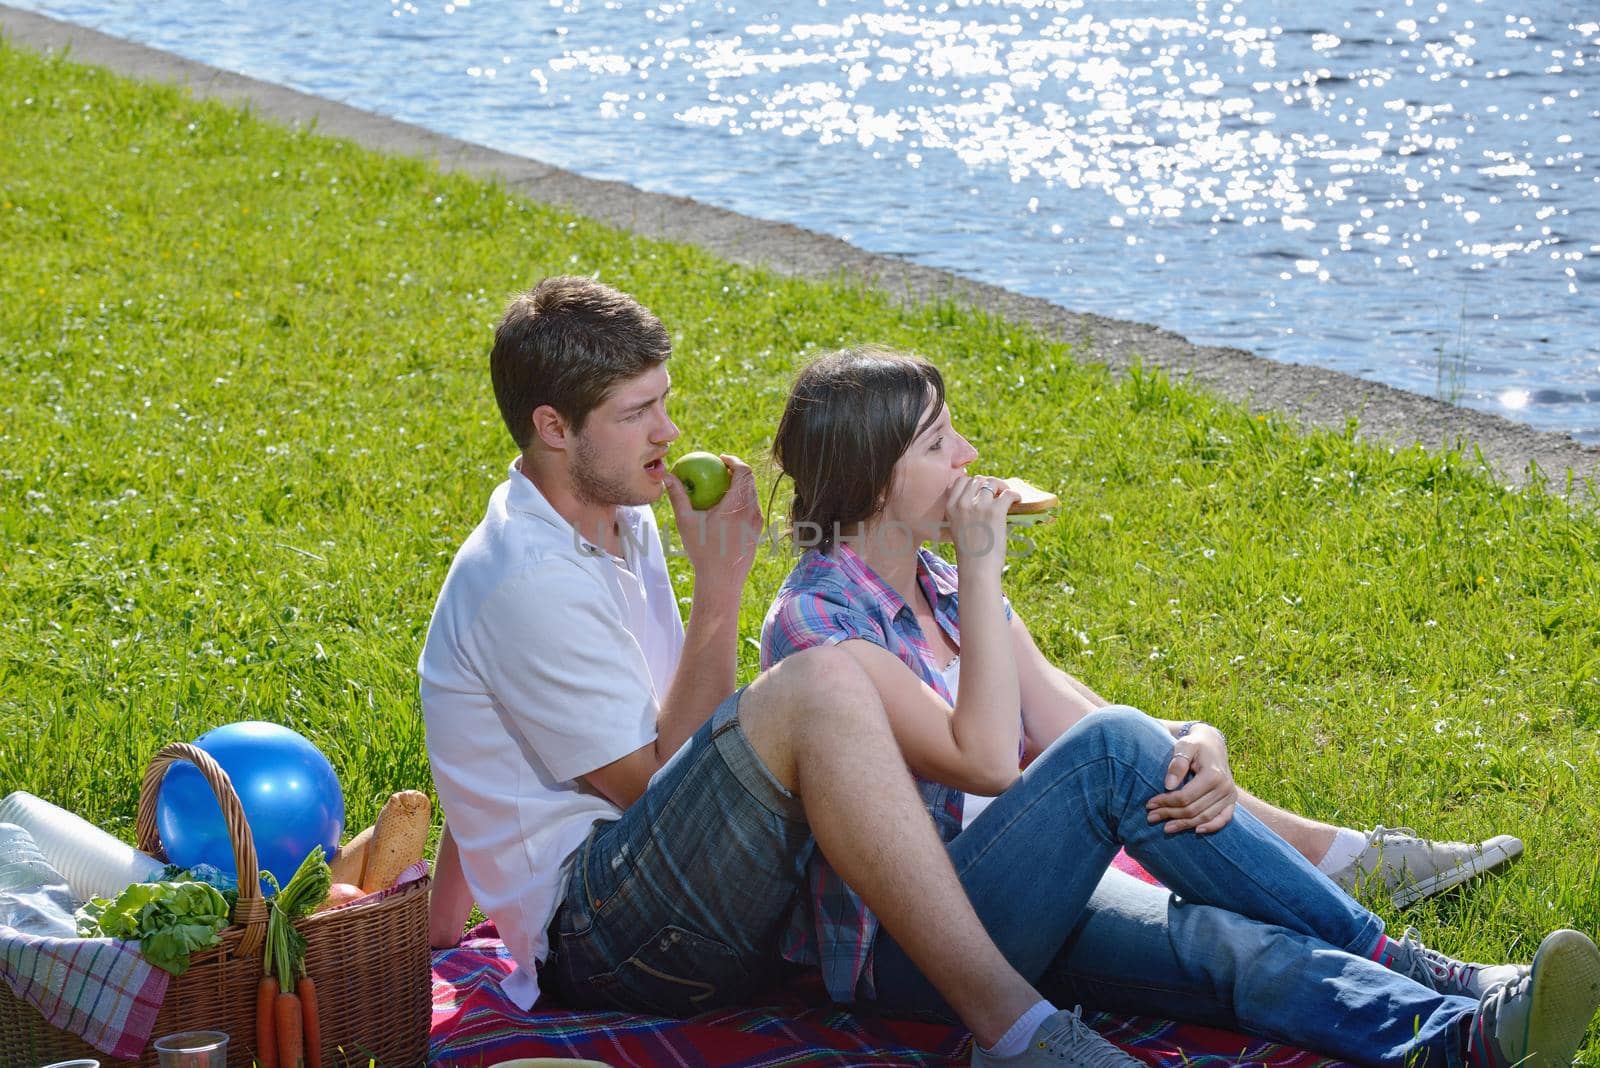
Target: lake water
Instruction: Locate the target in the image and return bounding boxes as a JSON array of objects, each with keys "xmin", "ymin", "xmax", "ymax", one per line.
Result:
[{"xmin": 15, "ymin": 0, "xmax": 1599, "ymax": 442}]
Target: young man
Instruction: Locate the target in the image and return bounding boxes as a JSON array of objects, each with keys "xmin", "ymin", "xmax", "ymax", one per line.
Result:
[{"xmin": 420, "ymin": 276, "xmax": 1598, "ymax": 1068}]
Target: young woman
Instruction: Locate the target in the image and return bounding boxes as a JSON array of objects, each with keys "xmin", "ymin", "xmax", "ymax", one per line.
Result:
[{"xmin": 759, "ymin": 346, "xmax": 1600, "ymax": 1068}]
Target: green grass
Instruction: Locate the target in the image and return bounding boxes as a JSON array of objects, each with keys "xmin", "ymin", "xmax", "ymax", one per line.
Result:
[{"xmin": 3, "ymin": 39, "xmax": 1600, "ymax": 1057}]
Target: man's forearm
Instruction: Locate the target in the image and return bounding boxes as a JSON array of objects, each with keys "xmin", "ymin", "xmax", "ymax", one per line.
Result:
[
  {"xmin": 653, "ymin": 579, "xmax": 742, "ymax": 758},
  {"xmin": 428, "ymin": 822, "xmax": 474, "ymax": 949}
]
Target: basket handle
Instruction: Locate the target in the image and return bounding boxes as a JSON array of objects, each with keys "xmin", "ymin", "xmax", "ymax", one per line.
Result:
[{"xmin": 136, "ymin": 742, "xmax": 269, "ymax": 958}]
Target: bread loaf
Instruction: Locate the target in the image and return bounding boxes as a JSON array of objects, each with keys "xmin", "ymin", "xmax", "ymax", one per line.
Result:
[
  {"xmin": 328, "ymin": 823, "xmax": 374, "ymax": 887},
  {"xmin": 361, "ymin": 790, "xmax": 431, "ymax": 893}
]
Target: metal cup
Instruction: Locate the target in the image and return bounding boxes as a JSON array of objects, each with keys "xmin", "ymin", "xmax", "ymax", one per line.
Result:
[{"xmin": 152, "ymin": 1030, "xmax": 229, "ymax": 1068}]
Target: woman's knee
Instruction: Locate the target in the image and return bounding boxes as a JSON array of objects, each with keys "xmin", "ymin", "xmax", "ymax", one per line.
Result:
[{"xmin": 1070, "ymin": 705, "xmax": 1172, "ymax": 764}]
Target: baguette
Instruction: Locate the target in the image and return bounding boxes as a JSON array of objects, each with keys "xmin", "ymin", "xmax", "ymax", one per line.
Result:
[
  {"xmin": 328, "ymin": 824, "xmax": 374, "ymax": 887},
  {"xmin": 360, "ymin": 790, "xmax": 431, "ymax": 893}
]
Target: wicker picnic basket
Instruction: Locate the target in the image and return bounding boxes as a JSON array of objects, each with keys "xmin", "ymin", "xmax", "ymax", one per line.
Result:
[{"xmin": 0, "ymin": 742, "xmax": 431, "ymax": 1067}]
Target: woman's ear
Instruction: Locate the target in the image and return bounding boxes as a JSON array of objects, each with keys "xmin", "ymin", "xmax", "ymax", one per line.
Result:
[{"xmin": 876, "ymin": 464, "xmax": 901, "ymax": 513}]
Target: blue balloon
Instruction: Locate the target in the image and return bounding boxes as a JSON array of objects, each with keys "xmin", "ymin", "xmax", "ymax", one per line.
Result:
[{"xmin": 157, "ymin": 721, "xmax": 344, "ymax": 895}]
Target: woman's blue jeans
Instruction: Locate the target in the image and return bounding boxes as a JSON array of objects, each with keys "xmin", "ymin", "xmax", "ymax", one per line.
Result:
[{"xmin": 871, "ymin": 706, "xmax": 1477, "ymax": 1068}]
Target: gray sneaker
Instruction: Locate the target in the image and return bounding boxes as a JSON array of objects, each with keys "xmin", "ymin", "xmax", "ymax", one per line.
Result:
[
  {"xmin": 1466, "ymin": 929, "xmax": 1600, "ymax": 1068},
  {"xmin": 1385, "ymin": 926, "xmax": 1526, "ymax": 999},
  {"xmin": 971, "ymin": 1007, "xmax": 1141, "ymax": 1068},
  {"xmin": 1328, "ymin": 826, "xmax": 1524, "ymax": 908}
]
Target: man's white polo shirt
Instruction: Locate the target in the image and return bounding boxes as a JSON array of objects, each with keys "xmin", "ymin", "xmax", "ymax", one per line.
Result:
[{"xmin": 419, "ymin": 457, "xmax": 684, "ymax": 1010}]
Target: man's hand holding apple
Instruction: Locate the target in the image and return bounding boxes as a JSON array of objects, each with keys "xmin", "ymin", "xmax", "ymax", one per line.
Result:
[{"xmin": 664, "ymin": 452, "xmax": 763, "ymax": 596}]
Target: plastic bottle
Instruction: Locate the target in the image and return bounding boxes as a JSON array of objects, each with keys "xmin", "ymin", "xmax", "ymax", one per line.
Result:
[
  {"xmin": 0, "ymin": 791, "xmax": 164, "ymax": 901},
  {"xmin": 0, "ymin": 822, "xmax": 80, "ymax": 934}
]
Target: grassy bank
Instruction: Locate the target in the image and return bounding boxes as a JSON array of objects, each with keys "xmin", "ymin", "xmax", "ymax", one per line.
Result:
[{"xmin": 3, "ymin": 37, "xmax": 1600, "ymax": 1043}]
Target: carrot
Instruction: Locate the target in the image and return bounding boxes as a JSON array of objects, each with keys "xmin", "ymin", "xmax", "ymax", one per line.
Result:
[
  {"xmin": 297, "ymin": 974, "xmax": 323, "ymax": 1068},
  {"xmin": 275, "ymin": 990, "xmax": 303, "ymax": 1068},
  {"xmin": 255, "ymin": 975, "xmax": 280, "ymax": 1068}
]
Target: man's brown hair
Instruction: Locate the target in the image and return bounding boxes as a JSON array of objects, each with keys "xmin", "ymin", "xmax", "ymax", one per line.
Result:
[
  {"xmin": 490, "ymin": 276, "xmax": 672, "ymax": 448},
  {"xmin": 771, "ymin": 346, "xmax": 946, "ymax": 553}
]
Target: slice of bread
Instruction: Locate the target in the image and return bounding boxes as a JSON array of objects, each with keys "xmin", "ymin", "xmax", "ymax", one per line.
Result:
[{"xmin": 1003, "ymin": 477, "xmax": 1058, "ymax": 516}]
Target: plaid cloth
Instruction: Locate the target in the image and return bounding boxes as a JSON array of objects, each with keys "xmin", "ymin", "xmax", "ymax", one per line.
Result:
[
  {"xmin": 429, "ymin": 913, "xmax": 1355, "ymax": 1068},
  {"xmin": 0, "ymin": 926, "xmax": 168, "ymax": 1060},
  {"xmin": 760, "ymin": 544, "xmax": 1014, "ymax": 1002},
  {"xmin": 0, "ymin": 860, "xmax": 429, "ymax": 1061}
]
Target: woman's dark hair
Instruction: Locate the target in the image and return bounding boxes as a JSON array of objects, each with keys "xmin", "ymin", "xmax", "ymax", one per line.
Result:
[{"xmin": 771, "ymin": 346, "xmax": 945, "ymax": 553}]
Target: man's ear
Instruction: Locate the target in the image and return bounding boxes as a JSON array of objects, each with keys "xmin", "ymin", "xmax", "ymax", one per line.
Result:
[{"xmin": 530, "ymin": 405, "xmax": 570, "ymax": 451}]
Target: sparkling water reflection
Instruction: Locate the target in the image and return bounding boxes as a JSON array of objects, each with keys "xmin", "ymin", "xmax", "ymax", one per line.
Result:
[{"xmin": 17, "ymin": 0, "xmax": 1599, "ymax": 442}]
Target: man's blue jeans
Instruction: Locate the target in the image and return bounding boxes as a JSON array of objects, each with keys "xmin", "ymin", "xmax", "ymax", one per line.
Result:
[
  {"xmin": 544, "ymin": 689, "xmax": 814, "ymax": 1016},
  {"xmin": 872, "ymin": 706, "xmax": 1478, "ymax": 1068}
]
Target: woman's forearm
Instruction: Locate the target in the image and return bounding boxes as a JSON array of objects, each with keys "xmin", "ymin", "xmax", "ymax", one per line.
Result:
[{"xmin": 949, "ymin": 570, "xmax": 1023, "ymax": 791}]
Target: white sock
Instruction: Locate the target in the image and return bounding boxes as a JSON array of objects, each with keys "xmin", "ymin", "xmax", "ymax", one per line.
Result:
[
  {"xmin": 1316, "ymin": 826, "xmax": 1370, "ymax": 874},
  {"xmin": 982, "ymin": 999, "xmax": 1058, "ymax": 1059}
]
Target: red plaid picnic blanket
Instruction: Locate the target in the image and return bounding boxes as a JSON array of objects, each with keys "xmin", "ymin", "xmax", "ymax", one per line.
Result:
[
  {"xmin": 429, "ymin": 855, "xmax": 1353, "ymax": 1068},
  {"xmin": 0, "ymin": 928, "xmax": 168, "ymax": 1060}
]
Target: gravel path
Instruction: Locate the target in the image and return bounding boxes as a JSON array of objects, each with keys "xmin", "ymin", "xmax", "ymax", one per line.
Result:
[{"xmin": 5, "ymin": 3, "xmax": 1595, "ymax": 490}]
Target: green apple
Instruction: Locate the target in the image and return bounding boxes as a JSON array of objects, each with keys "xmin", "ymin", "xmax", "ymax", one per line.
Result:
[{"xmin": 670, "ymin": 451, "xmax": 732, "ymax": 510}]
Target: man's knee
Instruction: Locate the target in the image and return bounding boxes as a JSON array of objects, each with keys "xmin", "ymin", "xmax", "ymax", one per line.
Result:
[
  {"xmin": 746, "ymin": 646, "xmax": 881, "ymax": 729},
  {"xmin": 738, "ymin": 647, "xmax": 885, "ymax": 787}
]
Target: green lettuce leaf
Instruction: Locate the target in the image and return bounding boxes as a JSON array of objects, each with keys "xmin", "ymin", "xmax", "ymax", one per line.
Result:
[{"xmin": 74, "ymin": 880, "xmax": 231, "ymax": 976}]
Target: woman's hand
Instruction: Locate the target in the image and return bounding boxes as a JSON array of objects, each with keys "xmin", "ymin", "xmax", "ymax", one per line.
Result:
[
  {"xmin": 943, "ymin": 475, "xmax": 1019, "ymax": 573},
  {"xmin": 1145, "ymin": 724, "xmax": 1237, "ymax": 835}
]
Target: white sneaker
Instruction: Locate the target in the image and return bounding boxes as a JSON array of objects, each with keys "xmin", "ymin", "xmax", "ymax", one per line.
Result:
[
  {"xmin": 1384, "ymin": 926, "xmax": 1526, "ymax": 999},
  {"xmin": 971, "ymin": 1007, "xmax": 1141, "ymax": 1068},
  {"xmin": 1328, "ymin": 826, "xmax": 1523, "ymax": 908},
  {"xmin": 1466, "ymin": 929, "xmax": 1600, "ymax": 1068}
]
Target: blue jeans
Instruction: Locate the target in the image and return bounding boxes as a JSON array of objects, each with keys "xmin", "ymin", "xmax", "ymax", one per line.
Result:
[
  {"xmin": 544, "ymin": 688, "xmax": 814, "ymax": 1016},
  {"xmin": 872, "ymin": 706, "xmax": 1478, "ymax": 1068}
]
